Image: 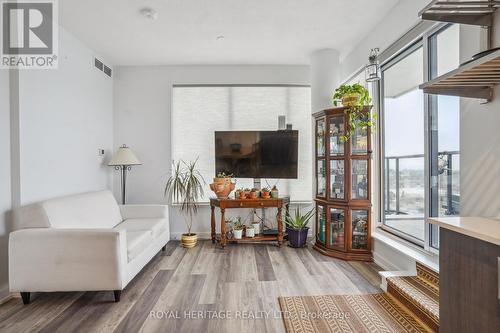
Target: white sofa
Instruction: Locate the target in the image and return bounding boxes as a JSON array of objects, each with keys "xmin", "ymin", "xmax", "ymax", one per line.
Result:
[{"xmin": 9, "ymin": 190, "xmax": 170, "ymax": 304}]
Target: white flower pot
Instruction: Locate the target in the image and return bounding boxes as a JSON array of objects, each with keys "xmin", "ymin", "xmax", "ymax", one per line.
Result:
[
  {"xmin": 252, "ymin": 222, "xmax": 260, "ymax": 235},
  {"xmin": 233, "ymin": 229, "xmax": 243, "ymax": 239},
  {"xmin": 246, "ymin": 227, "xmax": 255, "ymax": 238}
]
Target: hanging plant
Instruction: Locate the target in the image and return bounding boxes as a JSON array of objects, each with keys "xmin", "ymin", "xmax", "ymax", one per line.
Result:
[{"xmin": 332, "ymin": 83, "xmax": 376, "ymax": 142}]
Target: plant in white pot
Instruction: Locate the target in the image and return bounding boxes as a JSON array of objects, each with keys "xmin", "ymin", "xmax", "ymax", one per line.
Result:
[
  {"xmin": 232, "ymin": 217, "xmax": 244, "ymax": 239},
  {"xmin": 165, "ymin": 159, "xmax": 205, "ymax": 248},
  {"xmin": 246, "ymin": 224, "xmax": 255, "ymax": 238}
]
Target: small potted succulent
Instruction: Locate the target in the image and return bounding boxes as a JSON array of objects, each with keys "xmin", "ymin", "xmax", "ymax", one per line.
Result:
[
  {"xmin": 271, "ymin": 185, "xmax": 279, "ymax": 198},
  {"xmin": 232, "ymin": 217, "xmax": 244, "ymax": 239},
  {"xmin": 285, "ymin": 207, "xmax": 315, "ymax": 248},
  {"xmin": 209, "ymin": 172, "xmax": 235, "ymax": 199},
  {"xmin": 235, "ymin": 188, "xmax": 242, "ymax": 199},
  {"xmin": 246, "ymin": 224, "xmax": 255, "ymax": 238},
  {"xmin": 249, "ymin": 188, "xmax": 258, "ymax": 199},
  {"xmin": 261, "ymin": 187, "xmax": 270, "ymax": 199},
  {"xmin": 241, "ymin": 188, "xmax": 250, "ymax": 199}
]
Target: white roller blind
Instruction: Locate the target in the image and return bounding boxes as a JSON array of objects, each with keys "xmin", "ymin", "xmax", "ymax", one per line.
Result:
[{"xmin": 172, "ymin": 85, "xmax": 312, "ymax": 202}]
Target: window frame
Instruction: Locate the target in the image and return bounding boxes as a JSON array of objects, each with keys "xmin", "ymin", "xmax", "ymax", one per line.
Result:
[{"xmin": 377, "ymin": 22, "xmax": 456, "ymax": 252}]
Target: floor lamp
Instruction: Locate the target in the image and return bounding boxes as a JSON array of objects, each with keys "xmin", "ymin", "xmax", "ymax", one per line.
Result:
[{"xmin": 109, "ymin": 145, "xmax": 142, "ymax": 204}]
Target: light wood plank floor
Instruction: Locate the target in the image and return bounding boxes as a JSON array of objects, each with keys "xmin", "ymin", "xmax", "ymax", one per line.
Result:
[{"xmin": 0, "ymin": 240, "xmax": 382, "ymax": 333}]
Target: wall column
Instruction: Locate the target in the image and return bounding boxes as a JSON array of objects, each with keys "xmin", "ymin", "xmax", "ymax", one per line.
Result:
[{"xmin": 311, "ymin": 49, "xmax": 340, "ymax": 113}]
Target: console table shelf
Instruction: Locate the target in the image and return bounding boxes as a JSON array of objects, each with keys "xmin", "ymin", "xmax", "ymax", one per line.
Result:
[{"xmin": 210, "ymin": 197, "xmax": 290, "ymax": 248}]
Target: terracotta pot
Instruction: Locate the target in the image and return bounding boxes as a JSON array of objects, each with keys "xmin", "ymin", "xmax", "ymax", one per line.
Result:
[
  {"xmin": 249, "ymin": 191, "xmax": 257, "ymax": 199},
  {"xmin": 342, "ymin": 93, "xmax": 360, "ymax": 107},
  {"xmin": 239, "ymin": 191, "xmax": 247, "ymax": 199},
  {"xmin": 261, "ymin": 192, "xmax": 270, "ymax": 199},
  {"xmin": 181, "ymin": 233, "xmax": 198, "ymax": 248},
  {"xmin": 210, "ymin": 177, "xmax": 236, "ymax": 199}
]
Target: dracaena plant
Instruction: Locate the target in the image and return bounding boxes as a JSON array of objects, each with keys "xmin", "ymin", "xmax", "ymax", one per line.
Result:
[
  {"xmin": 332, "ymin": 83, "xmax": 376, "ymax": 142},
  {"xmin": 164, "ymin": 158, "xmax": 205, "ymax": 235},
  {"xmin": 284, "ymin": 207, "xmax": 315, "ymax": 231}
]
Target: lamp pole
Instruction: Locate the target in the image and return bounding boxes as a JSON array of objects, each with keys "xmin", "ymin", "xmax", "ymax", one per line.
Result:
[
  {"xmin": 108, "ymin": 144, "xmax": 142, "ymax": 205},
  {"xmin": 115, "ymin": 165, "xmax": 131, "ymax": 204}
]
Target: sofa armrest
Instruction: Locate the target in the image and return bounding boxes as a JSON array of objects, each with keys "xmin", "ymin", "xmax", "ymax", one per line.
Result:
[
  {"xmin": 9, "ymin": 228, "xmax": 127, "ymax": 292},
  {"xmin": 119, "ymin": 205, "xmax": 168, "ymax": 219}
]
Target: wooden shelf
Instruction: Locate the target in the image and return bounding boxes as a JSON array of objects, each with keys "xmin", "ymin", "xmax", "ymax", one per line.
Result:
[
  {"xmin": 419, "ymin": 48, "xmax": 500, "ymax": 100},
  {"xmin": 419, "ymin": 0, "xmax": 500, "ymax": 26},
  {"xmin": 216, "ymin": 234, "xmax": 280, "ymax": 242}
]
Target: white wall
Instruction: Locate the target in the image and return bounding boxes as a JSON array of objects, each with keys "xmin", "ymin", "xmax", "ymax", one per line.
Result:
[
  {"xmin": 0, "ymin": 69, "xmax": 11, "ymax": 300},
  {"xmin": 17, "ymin": 27, "xmax": 114, "ymax": 205},
  {"xmin": 113, "ymin": 65, "xmax": 310, "ymax": 238},
  {"xmin": 1, "ymin": 27, "xmax": 114, "ymax": 299},
  {"xmin": 460, "ymin": 11, "xmax": 500, "ymax": 216}
]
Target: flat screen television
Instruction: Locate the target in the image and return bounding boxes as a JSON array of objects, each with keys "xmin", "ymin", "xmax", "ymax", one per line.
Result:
[{"xmin": 215, "ymin": 130, "xmax": 298, "ymax": 179}]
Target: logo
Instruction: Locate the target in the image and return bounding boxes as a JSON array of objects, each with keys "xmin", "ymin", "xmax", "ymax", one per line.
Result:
[{"xmin": 1, "ymin": 0, "xmax": 58, "ymax": 69}]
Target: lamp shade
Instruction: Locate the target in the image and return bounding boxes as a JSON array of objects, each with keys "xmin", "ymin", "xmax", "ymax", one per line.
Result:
[{"xmin": 108, "ymin": 145, "xmax": 142, "ymax": 166}]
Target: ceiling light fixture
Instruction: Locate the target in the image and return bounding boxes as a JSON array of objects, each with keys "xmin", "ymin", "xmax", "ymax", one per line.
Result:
[{"xmin": 140, "ymin": 8, "xmax": 158, "ymax": 20}]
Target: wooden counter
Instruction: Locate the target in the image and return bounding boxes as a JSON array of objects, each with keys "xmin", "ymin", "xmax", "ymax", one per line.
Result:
[{"xmin": 429, "ymin": 217, "xmax": 500, "ymax": 332}]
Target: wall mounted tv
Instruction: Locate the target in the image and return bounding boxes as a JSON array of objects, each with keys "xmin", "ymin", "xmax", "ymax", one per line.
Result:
[{"xmin": 215, "ymin": 130, "xmax": 298, "ymax": 179}]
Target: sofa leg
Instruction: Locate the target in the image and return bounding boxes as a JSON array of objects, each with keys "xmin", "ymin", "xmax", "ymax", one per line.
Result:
[
  {"xmin": 20, "ymin": 292, "xmax": 30, "ymax": 305},
  {"xmin": 161, "ymin": 245, "xmax": 166, "ymax": 251},
  {"xmin": 113, "ymin": 290, "xmax": 121, "ymax": 302}
]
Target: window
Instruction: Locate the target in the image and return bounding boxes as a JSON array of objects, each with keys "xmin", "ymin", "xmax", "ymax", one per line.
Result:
[
  {"xmin": 380, "ymin": 24, "xmax": 460, "ymax": 247},
  {"xmin": 382, "ymin": 43, "xmax": 425, "ymax": 242},
  {"xmin": 172, "ymin": 85, "xmax": 312, "ymax": 202},
  {"xmin": 428, "ymin": 24, "xmax": 460, "ymax": 249}
]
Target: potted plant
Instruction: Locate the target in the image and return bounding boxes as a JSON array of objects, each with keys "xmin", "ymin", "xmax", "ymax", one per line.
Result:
[
  {"xmin": 332, "ymin": 83, "xmax": 376, "ymax": 142},
  {"xmin": 233, "ymin": 217, "xmax": 244, "ymax": 239},
  {"xmin": 285, "ymin": 207, "xmax": 315, "ymax": 248},
  {"xmin": 249, "ymin": 188, "xmax": 258, "ymax": 199},
  {"xmin": 271, "ymin": 185, "xmax": 279, "ymax": 198},
  {"xmin": 246, "ymin": 224, "xmax": 255, "ymax": 238},
  {"xmin": 243, "ymin": 188, "xmax": 251, "ymax": 199},
  {"xmin": 239, "ymin": 188, "xmax": 247, "ymax": 199},
  {"xmin": 261, "ymin": 187, "xmax": 270, "ymax": 199},
  {"xmin": 234, "ymin": 188, "xmax": 242, "ymax": 199},
  {"xmin": 165, "ymin": 159, "xmax": 205, "ymax": 248},
  {"xmin": 209, "ymin": 172, "xmax": 235, "ymax": 199}
]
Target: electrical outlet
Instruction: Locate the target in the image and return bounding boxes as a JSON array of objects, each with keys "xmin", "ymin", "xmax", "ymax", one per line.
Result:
[{"xmin": 98, "ymin": 149, "xmax": 105, "ymax": 156}]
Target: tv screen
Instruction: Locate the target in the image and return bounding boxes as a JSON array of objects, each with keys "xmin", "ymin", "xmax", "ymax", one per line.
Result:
[{"xmin": 215, "ymin": 130, "xmax": 298, "ymax": 179}]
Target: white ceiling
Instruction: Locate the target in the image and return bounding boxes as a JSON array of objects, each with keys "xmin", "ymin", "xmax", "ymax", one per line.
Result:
[{"xmin": 60, "ymin": 0, "xmax": 400, "ymax": 66}]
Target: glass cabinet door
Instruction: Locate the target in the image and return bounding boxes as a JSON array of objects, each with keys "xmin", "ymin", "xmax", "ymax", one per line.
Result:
[
  {"xmin": 351, "ymin": 159, "xmax": 368, "ymax": 200},
  {"xmin": 317, "ymin": 160, "xmax": 326, "ymax": 197},
  {"xmin": 329, "ymin": 208, "xmax": 345, "ymax": 250},
  {"xmin": 351, "ymin": 210, "xmax": 369, "ymax": 250},
  {"xmin": 329, "ymin": 116, "xmax": 345, "ymax": 156},
  {"xmin": 316, "ymin": 119, "xmax": 325, "ymax": 157},
  {"xmin": 317, "ymin": 205, "xmax": 326, "ymax": 244},
  {"xmin": 330, "ymin": 160, "xmax": 345, "ymax": 199},
  {"xmin": 351, "ymin": 126, "xmax": 368, "ymax": 155}
]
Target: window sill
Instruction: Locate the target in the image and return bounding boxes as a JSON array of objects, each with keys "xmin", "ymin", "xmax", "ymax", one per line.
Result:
[{"xmin": 372, "ymin": 227, "xmax": 439, "ymax": 272}]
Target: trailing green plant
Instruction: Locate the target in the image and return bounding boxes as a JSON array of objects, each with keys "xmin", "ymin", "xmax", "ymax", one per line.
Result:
[
  {"xmin": 332, "ymin": 83, "xmax": 376, "ymax": 142},
  {"xmin": 233, "ymin": 217, "xmax": 244, "ymax": 230},
  {"xmin": 216, "ymin": 171, "xmax": 233, "ymax": 178},
  {"xmin": 164, "ymin": 158, "xmax": 205, "ymax": 235},
  {"xmin": 284, "ymin": 207, "xmax": 315, "ymax": 231}
]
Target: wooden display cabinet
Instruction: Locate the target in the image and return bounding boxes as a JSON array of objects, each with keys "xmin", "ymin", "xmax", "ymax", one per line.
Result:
[{"xmin": 313, "ymin": 106, "xmax": 372, "ymax": 261}]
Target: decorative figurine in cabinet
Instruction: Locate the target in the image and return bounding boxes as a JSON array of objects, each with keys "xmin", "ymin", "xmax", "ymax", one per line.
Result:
[{"xmin": 313, "ymin": 106, "xmax": 372, "ymax": 261}]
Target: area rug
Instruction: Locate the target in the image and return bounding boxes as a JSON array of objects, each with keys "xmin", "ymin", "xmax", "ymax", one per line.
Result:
[{"xmin": 278, "ymin": 293, "xmax": 433, "ymax": 333}]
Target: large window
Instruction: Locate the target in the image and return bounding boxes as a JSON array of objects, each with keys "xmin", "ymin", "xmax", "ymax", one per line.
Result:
[
  {"xmin": 381, "ymin": 24, "xmax": 460, "ymax": 247},
  {"xmin": 172, "ymin": 85, "xmax": 312, "ymax": 202}
]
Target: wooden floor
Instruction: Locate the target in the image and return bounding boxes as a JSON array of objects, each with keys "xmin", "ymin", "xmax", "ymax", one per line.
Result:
[{"xmin": 0, "ymin": 240, "xmax": 382, "ymax": 333}]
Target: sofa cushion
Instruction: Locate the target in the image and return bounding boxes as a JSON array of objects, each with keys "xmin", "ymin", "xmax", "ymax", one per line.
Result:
[
  {"xmin": 114, "ymin": 218, "xmax": 167, "ymax": 239},
  {"xmin": 41, "ymin": 191, "xmax": 122, "ymax": 229},
  {"xmin": 126, "ymin": 230, "xmax": 153, "ymax": 262}
]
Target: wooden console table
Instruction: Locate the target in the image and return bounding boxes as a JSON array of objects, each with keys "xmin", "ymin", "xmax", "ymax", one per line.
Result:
[{"xmin": 210, "ymin": 197, "xmax": 290, "ymax": 248}]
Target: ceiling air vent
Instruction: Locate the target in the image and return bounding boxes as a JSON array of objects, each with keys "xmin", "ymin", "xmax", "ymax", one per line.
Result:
[{"xmin": 94, "ymin": 57, "xmax": 112, "ymax": 78}]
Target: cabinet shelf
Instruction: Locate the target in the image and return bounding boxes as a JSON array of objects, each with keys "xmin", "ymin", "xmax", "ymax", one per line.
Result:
[
  {"xmin": 419, "ymin": 0, "xmax": 500, "ymax": 26},
  {"xmin": 419, "ymin": 48, "xmax": 500, "ymax": 100}
]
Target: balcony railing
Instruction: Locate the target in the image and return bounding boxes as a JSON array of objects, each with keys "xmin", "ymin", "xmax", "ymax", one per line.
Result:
[{"xmin": 384, "ymin": 151, "xmax": 459, "ymax": 217}]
